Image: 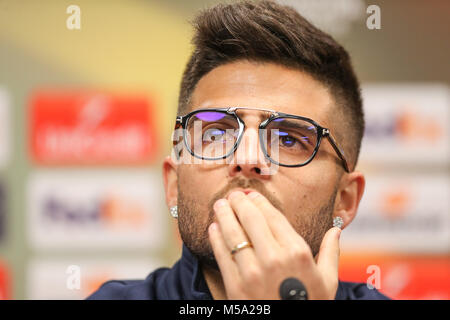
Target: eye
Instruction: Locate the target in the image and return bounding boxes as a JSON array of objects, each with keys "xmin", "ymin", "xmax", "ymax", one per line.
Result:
[
  {"xmin": 203, "ymin": 128, "xmax": 227, "ymax": 142},
  {"xmin": 275, "ymin": 130, "xmax": 304, "ymax": 147},
  {"xmin": 280, "ymin": 135, "xmax": 300, "ymax": 148}
]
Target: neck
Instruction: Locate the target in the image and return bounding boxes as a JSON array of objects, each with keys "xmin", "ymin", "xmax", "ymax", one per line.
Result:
[{"xmin": 201, "ymin": 264, "xmax": 227, "ymax": 300}]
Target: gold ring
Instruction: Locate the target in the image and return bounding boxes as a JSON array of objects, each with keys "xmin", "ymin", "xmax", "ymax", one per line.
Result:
[{"xmin": 230, "ymin": 241, "xmax": 253, "ymax": 255}]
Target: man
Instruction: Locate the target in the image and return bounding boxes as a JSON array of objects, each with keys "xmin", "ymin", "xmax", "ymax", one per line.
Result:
[{"xmin": 88, "ymin": 0, "xmax": 389, "ymax": 300}]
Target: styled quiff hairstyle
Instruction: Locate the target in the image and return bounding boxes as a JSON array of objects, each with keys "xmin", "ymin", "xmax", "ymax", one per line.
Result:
[{"xmin": 177, "ymin": 0, "xmax": 364, "ymax": 168}]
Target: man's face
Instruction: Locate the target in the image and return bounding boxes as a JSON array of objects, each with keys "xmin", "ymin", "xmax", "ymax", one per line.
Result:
[{"xmin": 176, "ymin": 60, "xmax": 342, "ymax": 268}]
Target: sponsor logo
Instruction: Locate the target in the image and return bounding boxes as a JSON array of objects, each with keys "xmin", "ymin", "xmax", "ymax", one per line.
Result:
[
  {"xmin": 29, "ymin": 90, "xmax": 158, "ymax": 165},
  {"xmin": 27, "ymin": 259, "xmax": 161, "ymax": 299},
  {"xmin": 342, "ymin": 174, "xmax": 450, "ymax": 253},
  {"xmin": 379, "ymin": 189, "xmax": 411, "ymax": 219},
  {"xmin": 365, "ymin": 109, "xmax": 443, "ymax": 143},
  {"xmin": 339, "ymin": 255, "xmax": 450, "ymax": 300},
  {"xmin": 42, "ymin": 192, "xmax": 147, "ymax": 230},
  {"xmin": 0, "ymin": 88, "xmax": 10, "ymax": 169},
  {"xmin": 360, "ymin": 84, "xmax": 449, "ymax": 165},
  {"xmin": 0, "ymin": 183, "xmax": 4, "ymax": 242},
  {"xmin": 27, "ymin": 170, "xmax": 167, "ymax": 249},
  {"xmin": 0, "ymin": 260, "xmax": 10, "ymax": 300}
]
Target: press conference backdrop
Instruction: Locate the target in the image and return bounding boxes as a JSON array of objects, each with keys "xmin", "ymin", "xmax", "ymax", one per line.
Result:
[{"xmin": 0, "ymin": 0, "xmax": 449, "ymax": 299}]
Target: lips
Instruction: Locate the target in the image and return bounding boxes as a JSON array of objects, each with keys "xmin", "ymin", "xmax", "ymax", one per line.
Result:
[{"xmin": 225, "ymin": 188, "xmax": 257, "ymax": 198}]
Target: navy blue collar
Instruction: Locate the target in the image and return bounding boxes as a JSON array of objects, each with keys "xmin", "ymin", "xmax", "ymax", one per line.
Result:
[
  {"xmin": 180, "ymin": 244, "xmax": 213, "ymax": 300},
  {"xmin": 168, "ymin": 244, "xmax": 382, "ymax": 300},
  {"xmin": 88, "ymin": 242, "xmax": 389, "ymax": 299},
  {"xmin": 158, "ymin": 244, "xmax": 213, "ymax": 299}
]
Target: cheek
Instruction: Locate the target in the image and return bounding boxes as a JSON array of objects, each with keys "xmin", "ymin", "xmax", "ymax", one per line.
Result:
[
  {"xmin": 278, "ymin": 168, "xmax": 337, "ymax": 216},
  {"xmin": 178, "ymin": 165, "xmax": 224, "ymax": 208},
  {"xmin": 180, "ymin": 167, "xmax": 203, "ymax": 193}
]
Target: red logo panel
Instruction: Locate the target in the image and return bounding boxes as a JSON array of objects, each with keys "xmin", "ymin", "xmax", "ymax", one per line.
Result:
[
  {"xmin": 29, "ymin": 90, "xmax": 158, "ymax": 165},
  {"xmin": 339, "ymin": 254, "xmax": 450, "ymax": 299},
  {"xmin": 0, "ymin": 260, "xmax": 10, "ymax": 300}
]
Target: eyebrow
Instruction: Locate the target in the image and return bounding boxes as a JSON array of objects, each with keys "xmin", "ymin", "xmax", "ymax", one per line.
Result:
[{"xmin": 271, "ymin": 118, "xmax": 316, "ymax": 131}]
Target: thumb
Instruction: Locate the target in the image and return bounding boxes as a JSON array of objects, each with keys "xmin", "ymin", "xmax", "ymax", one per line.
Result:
[{"xmin": 316, "ymin": 226, "xmax": 341, "ymax": 284}]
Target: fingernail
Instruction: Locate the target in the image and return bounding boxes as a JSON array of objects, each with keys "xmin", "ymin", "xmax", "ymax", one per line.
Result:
[
  {"xmin": 209, "ymin": 222, "xmax": 217, "ymax": 231},
  {"xmin": 248, "ymin": 192, "xmax": 260, "ymax": 199},
  {"xmin": 214, "ymin": 199, "xmax": 227, "ymax": 210},
  {"xmin": 228, "ymin": 191, "xmax": 243, "ymax": 200}
]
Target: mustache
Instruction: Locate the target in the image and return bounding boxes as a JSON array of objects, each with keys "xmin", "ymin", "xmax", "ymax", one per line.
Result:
[{"xmin": 207, "ymin": 177, "xmax": 283, "ymax": 214}]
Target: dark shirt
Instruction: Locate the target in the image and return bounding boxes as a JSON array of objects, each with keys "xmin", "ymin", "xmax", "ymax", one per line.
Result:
[{"xmin": 87, "ymin": 244, "xmax": 390, "ymax": 300}]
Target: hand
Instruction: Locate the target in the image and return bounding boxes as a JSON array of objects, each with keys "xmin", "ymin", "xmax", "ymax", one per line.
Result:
[{"xmin": 208, "ymin": 190, "xmax": 341, "ymax": 300}]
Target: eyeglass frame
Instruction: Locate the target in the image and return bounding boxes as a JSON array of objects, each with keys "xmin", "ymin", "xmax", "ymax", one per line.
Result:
[{"xmin": 173, "ymin": 106, "xmax": 351, "ymax": 173}]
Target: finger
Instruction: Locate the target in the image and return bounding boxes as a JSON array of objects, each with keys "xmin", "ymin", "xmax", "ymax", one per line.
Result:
[
  {"xmin": 227, "ymin": 191, "xmax": 278, "ymax": 255},
  {"xmin": 213, "ymin": 198, "xmax": 258, "ymax": 268},
  {"xmin": 208, "ymin": 222, "xmax": 241, "ymax": 297},
  {"xmin": 247, "ymin": 191, "xmax": 308, "ymax": 248},
  {"xmin": 316, "ymin": 227, "xmax": 341, "ymax": 285}
]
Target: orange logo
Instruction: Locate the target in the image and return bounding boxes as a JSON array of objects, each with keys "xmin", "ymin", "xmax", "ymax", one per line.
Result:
[
  {"xmin": 100, "ymin": 195, "xmax": 148, "ymax": 230},
  {"xmin": 395, "ymin": 109, "xmax": 442, "ymax": 143},
  {"xmin": 380, "ymin": 189, "xmax": 411, "ymax": 219}
]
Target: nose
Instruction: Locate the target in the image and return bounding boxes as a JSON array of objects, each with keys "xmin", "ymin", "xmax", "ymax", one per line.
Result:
[{"xmin": 228, "ymin": 127, "xmax": 272, "ymax": 178}]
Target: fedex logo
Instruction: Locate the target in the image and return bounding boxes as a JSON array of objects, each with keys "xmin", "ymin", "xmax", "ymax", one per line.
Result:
[
  {"xmin": 42, "ymin": 194, "xmax": 147, "ymax": 230},
  {"xmin": 360, "ymin": 84, "xmax": 449, "ymax": 165},
  {"xmin": 365, "ymin": 110, "xmax": 443, "ymax": 143},
  {"xmin": 27, "ymin": 170, "xmax": 166, "ymax": 249}
]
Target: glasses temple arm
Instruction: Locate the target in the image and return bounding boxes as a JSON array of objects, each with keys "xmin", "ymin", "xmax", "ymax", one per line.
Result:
[
  {"xmin": 172, "ymin": 118, "xmax": 183, "ymax": 159},
  {"xmin": 323, "ymin": 129, "xmax": 351, "ymax": 173}
]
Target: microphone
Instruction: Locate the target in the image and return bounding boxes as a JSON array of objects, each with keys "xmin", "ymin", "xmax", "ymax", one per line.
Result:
[{"xmin": 279, "ymin": 277, "xmax": 308, "ymax": 300}]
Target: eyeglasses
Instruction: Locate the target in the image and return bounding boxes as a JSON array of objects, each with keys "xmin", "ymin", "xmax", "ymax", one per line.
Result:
[{"xmin": 173, "ymin": 107, "xmax": 350, "ymax": 172}]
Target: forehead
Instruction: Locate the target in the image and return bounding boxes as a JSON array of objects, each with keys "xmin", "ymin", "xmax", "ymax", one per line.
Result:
[{"xmin": 189, "ymin": 60, "xmax": 334, "ymax": 126}]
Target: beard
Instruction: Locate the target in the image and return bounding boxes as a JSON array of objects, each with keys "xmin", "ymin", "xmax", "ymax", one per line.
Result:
[{"xmin": 177, "ymin": 177, "xmax": 337, "ymax": 271}]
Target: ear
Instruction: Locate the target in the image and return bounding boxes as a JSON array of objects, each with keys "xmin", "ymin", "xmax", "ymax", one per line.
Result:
[
  {"xmin": 333, "ymin": 170, "xmax": 365, "ymax": 229},
  {"xmin": 162, "ymin": 155, "xmax": 178, "ymax": 208}
]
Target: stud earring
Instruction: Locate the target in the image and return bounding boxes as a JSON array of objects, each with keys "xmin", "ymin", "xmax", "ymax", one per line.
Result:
[
  {"xmin": 170, "ymin": 205, "xmax": 178, "ymax": 219},
  {"xmin": 333, "ymin": 216, "xmax": 344, "ymax": 229}
]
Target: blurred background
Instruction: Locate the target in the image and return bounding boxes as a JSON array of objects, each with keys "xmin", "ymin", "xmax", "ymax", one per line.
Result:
[{"xmin": 0, "ymin": 0, "xmax": 449, "ymax": 299}]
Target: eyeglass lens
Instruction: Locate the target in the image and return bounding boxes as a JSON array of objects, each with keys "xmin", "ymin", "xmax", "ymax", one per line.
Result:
[{"xmin": 185, "ymin": 111, "xmax": 318, "ymax": 165}]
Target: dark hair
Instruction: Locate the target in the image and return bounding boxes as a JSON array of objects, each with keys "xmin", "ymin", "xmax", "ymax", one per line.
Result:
[{"xmin": 178, "ymin": 0, "xmax": 364, "ymax": 168}]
